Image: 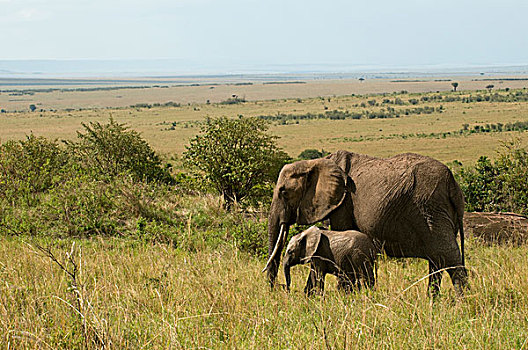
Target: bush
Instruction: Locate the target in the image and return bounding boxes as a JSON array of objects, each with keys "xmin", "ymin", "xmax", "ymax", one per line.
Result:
[
  {"xmin": 0, "ymin": 120, "xmax": 178, "ymax": 240},
  {"xmin": 230, "ymin": 216, "xmax": 267, "ymax": 256},
  {"xmin": 42, "ymin": 173, "xmax": 120, "ymax": 236},
  {"xmin": 67, "ymin": 118, "xmax": 173, "ymax": 184},
  {"xmin": 298, "ymin": 149, "xmax": 329, "ymax": 160},
  {"xmin": 184, "ymin": 116, "xmax": 290, "ymax": 208},
  {"xmin": 455, "ymin": 156, "xmax": 499, "ymax": 212},
  {"xmin": 0, "ymin": 135, "xmax": 69, "ymax": 205},
  {"xmin": 219, "ymin": 96, "xmax": 246, "ymax": 105},
  {"xmin": 0, "ymin": 119, "xmax": 276, "ymax": 254},
  {"xmin": 454, "ymin": 140, "xmax": 528, "ymax": 215},
  {"xmin": 40, "ymin": 174, "xmax": 180, "ymax": 237}
]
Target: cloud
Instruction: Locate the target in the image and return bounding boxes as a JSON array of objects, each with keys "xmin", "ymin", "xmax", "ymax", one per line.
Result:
[
  {"xmin": 0, "ymin": 1, "xmax": 52, "ymax": 22},
  {"xmin": 18, "ymin": 8, "xmax": 39, "ymax": 20}
]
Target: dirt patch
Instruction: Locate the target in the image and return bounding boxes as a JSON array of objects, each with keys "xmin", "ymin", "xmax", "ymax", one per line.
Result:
[{"xmin": 464, "ymin": 212, "xmax": 528, "ymax": 245}]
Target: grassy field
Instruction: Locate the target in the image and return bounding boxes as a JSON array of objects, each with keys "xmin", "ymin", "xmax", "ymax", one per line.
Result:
[
  {"xmin": 2, "ymin": 232, "xmax": 527, "ymax": 348},
  {"xmin": 2, "ymin": 76, "xmax": 528, "ymax": 111},
  {"xmin": 2, "ymin": 79, "xmax": 528, "ymax": 348},
  {"xmin": 1, "ymin": 82, "xmax": 528, "ymax": 164}
]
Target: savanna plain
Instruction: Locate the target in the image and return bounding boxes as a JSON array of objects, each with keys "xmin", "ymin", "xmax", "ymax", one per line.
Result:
[{"xmin": 1, "ymin": 77, "xmax": 528, "ymax": 348}]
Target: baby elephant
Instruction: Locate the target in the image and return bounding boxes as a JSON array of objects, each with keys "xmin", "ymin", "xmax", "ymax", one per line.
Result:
[{"xmin": 283, "ymin": 226, "xmax": 378, "ymax": 296}]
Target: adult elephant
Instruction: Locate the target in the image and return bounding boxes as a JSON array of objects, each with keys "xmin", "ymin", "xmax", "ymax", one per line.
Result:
[{"xmin": 263, "ymin": 150, "xmax": 467, "ymax": 296}]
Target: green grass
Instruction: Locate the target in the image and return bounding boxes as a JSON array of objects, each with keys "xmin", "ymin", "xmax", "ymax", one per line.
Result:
[{"xmin": 1, "ymin": 234, "xmax": 527, "ymax": 349}]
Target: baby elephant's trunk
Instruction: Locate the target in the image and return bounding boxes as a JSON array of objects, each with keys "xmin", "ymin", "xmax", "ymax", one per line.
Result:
[{"xmin": 284, "ymin": 261, "xmax": 292, "ymax": 291}]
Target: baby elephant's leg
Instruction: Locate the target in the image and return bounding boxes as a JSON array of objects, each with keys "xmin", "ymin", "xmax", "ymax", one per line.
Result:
[
  {"xmin": 305, "ymin": 264, "xmax": 326, "ymax": 296},
  {"xmin": 337, "ymin": 274, "xmax": 354, "ymax": 293},
  {"xmin": 304, "ymin": 270, "xmax": 315, "ymax": 296},
  {"xmin": 361, "ymin": 261, "xmax": 376, "ymax": 288}
]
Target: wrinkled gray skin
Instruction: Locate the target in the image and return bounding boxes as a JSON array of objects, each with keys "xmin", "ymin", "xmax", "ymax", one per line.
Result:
[
  {"xmin": 264, "ymin": 150, "xmax": 467, "ymax": 297},
  {"xmin": 283, "ymin": 226, "xmax": 378, "ymax": 296}
]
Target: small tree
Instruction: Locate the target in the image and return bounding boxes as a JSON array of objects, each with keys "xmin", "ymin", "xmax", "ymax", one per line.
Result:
[
  {"xmin": 451, "ymin": 82, "xmax": 459, "ymax": 92},
  {"xmin": 184, "ymin": 116, "xmax": 289, "ymax": 209},
  {"xmin": 486, "ymin": 84, "xmax": 494, "ymax": 92},
  {"xmin": 298, "ymin": 149, "xmax": 329, "ymax": 160},
  {"xmin": 29, "ymin": 104, "xmax": 37, "ymax": 112}
]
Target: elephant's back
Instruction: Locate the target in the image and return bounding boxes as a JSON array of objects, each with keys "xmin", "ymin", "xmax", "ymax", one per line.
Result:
[
  {"xmin": 326, "ymin": 230, "xmax": 376, "ymax": 264},
  {"xmin": 329, "ymin": 151, "xmax": 457, "ymax": 237}
]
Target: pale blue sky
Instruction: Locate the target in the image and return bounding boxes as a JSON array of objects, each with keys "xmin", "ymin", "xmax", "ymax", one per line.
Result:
[{"xmin": 1, "ymin": 0, "xmax": 527, "ymax": 68}]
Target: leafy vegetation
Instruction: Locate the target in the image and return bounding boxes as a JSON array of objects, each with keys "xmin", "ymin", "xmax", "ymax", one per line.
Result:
[
  {"xmin": 130, "ymin": 101, "xmax": 181, "ymax": 109},
  {"xmin": 0, "ymin": 135, "xmax": 69, "ymax": 206},
  {"xmin": 331, "ymin": 121, "xmax": 528, "ymax": 143},
  {"xmin": 0, "ymin": 117, "xmax": 284, "ymax": 256},
  {"xmin": 220, "ymin": 96, "xmax": 247, "ymax": 105},
  {"xmin": 184, "ymin": 116, "xmax": 289, "ymax": 208},
  {"xmin": 0, "ymin": 122, "xmax": 178, "ymax": 239},
  {"xmin": 453, "ymin": 140, "xmax": 528, "ymax": 215},
  {"xmin": 298, "ymin": 148, "xmax": 330, "ymax": 160},
  {"xmin": 256, "ymin": 106, "xmax": 441, "ymax": 125},
  {"xmin": 66, "ymin": 118, "xmax": 174, "ymax": 183}
]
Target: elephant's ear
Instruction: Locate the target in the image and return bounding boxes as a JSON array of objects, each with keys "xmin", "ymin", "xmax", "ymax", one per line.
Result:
[
  {"xmin": 302, "ymin": 226, "xmax": 322, "ymax": 261},
  {"xmin": 297, "ymin": 158, "xmax": 347, "ymax": 225}
]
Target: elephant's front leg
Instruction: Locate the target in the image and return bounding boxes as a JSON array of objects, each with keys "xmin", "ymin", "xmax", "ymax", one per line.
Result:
[
  {"xmin": 304, "ymin": 269, "xmax": 315, "ymax": 296},
  {"xmin": 304, "ymin": 263, "xmax": 325, "ymax": 296},
  {"xmin": 314, "ymin": 270, "xmax": 326, "ymax": 296},
  {"xmin": 428, "ymin": 259, "xmax": 443, "ymax": 298}
]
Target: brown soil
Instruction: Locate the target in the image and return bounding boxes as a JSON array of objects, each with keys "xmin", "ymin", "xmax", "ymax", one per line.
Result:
[{"xmin": 464, "ymin": 212, "xmax": 528, "ymax": 245}]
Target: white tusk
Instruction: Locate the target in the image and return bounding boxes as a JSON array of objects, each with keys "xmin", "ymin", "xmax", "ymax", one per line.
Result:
[{"xmin": 262, "ymin": 224, "xmax": 285, "ymax": 273}]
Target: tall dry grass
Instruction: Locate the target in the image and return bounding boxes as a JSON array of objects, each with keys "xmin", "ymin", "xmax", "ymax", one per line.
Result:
[{"xmin": 1, "ymin": 235, "xmax": 527, "ymax": 349}]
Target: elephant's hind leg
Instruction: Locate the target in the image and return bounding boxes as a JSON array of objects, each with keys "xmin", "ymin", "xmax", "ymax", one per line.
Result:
[
  {"xmin": 437, "ymin": 241, "xmax": 468, "ymax": 297},
  {"xmin": 428, "ymin": 249, "xmax": 467, "ymax": 298},
  {"xmin": 337, "ymin": 275, "xmax": 353, "ymax": 293},
  {"xmin": 446, "ymin": 260, "xmax": 468, "ymax": 297},
  {"xmin": 425, "ymin": 211, "xmax": 468, "ymax": 297},
  {"xmin": 362, "ymin": 262, "xmax": 376, "ymax": 289}
]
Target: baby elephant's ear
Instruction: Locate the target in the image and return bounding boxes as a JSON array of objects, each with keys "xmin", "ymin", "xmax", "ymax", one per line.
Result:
[{"xmin": 303, "ymin": 226, "xmax": 322, "ymax": 260}]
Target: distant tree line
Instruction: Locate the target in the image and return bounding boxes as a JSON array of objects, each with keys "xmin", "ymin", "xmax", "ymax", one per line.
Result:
[
  {"xmin": 130, "ymin": 101, "xmax": 181, "ymax": 109},
  {"xmin": 256, "ymin": 106, "xmax": 441, "ymax": 125},
  {"xmin": 331, "ymin": 121, "xmax": 528, "ymax": 143}
]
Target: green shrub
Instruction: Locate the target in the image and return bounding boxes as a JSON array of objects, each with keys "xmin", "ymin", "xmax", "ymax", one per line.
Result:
[
  {"xmin": 184, "ymin": 116, "xmax": 290, "ymax": 209},
  {"xmin": 42, "ymin": 173, "xmax": 119, "ymax": 236},
  {"xmin": 0, "ymin": 120, "xmax": 274, "ymax": 254},
  {"xmin": 454, "ymin": 140, "xmax": 528, "ymax": 215},
  {"xmin": 230, "ymin": 217, "xmax": 267, "ymax": 256},
  {"xmin": 493, "ymin": 140, "xmax": 528, "ymax": 213},
  {"xmin": 455, "ymin": 156, "xmax": 499, "ymax": 212},
  {"xmin": 67, "ymin": 118, "xmax": 173, "ymax": 184},
  {"xmin": 298, "ymin": 149, "xmax": 329, "ymax": 160},
  {"xmin": 219, "ymin": 96, "xmax": 246, "ymax": 105},
  {"xmin": 0, "ymin": 135, "xmax": 68, "ymax": 205}
]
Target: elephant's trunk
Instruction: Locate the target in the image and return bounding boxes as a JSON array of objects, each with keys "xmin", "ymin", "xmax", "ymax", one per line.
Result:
[{"xmin": 262, "ymin": 197, "xmax": 289, "ymax": 286}]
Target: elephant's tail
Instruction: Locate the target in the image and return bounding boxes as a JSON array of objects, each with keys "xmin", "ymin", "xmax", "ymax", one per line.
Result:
[
  {"xmin": 448, "ymin": 171, "xmax": 465, "ymax": 267},
  {"xmin": 459, "ymin": 214, "xmax": 465, "ymax": 267}
]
